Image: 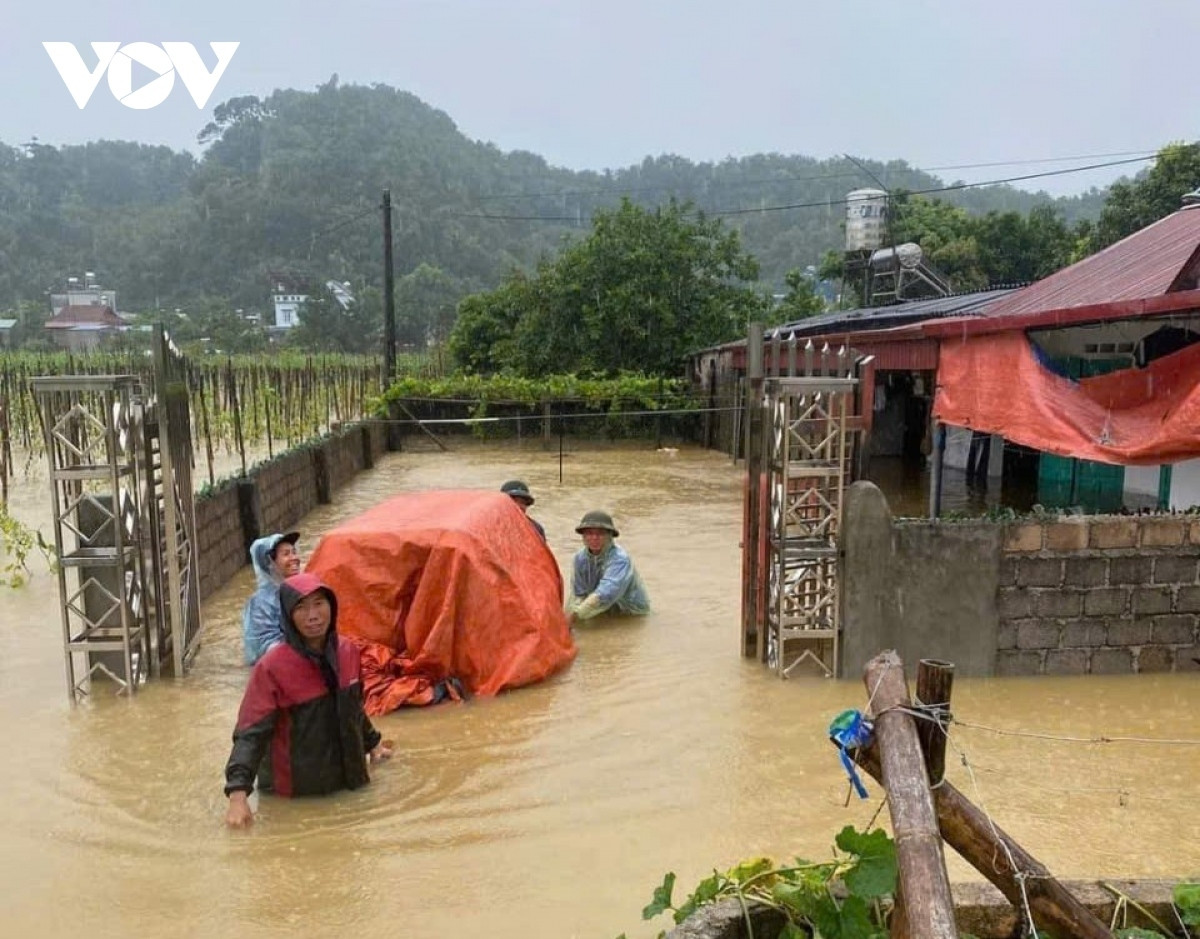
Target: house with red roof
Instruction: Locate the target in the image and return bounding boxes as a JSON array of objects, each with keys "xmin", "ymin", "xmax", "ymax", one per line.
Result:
[
  {"xmin": 44, "ymin": 303, "xmax": 128, "ymax": 350},
  {"xmin": 693, "ymin": 194, "xmax": 1200, "ymax": 514}
]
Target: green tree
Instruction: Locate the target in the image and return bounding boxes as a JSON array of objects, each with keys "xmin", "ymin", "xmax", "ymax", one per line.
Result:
[
  {"xmin": 1090, "ymin": 142, "xmax": 1200, "ymax": 250},
  {"xmin": 447, "ymin": 275, "xmax": 528, "ymax": 373},
  {"xmin": 890, "ymin": 194, "xmax": 985, "ymax": 290},
  {"xmin": 290, "ymin": 284, "xmax": 380, "ymax": 354},
  {"xmin": 771, "ymin": 268, "xmax": 825, "ymax": 325},
  {"xmin": 395, "ymin": 263, "xmax": 464, "ymax": 346},
  {"xmin": 974, "ymin": 205, "xmax": 1073, "ymax": 285},
  {"xmin": 450, "ymin": 199, "xmax": 765, "ymax": 376}
]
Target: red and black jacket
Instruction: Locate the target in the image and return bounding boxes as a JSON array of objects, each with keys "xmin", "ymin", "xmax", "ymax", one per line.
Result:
[{"xmin": 224, "ymin": 578, "xmax": 382, "ymax": 798}]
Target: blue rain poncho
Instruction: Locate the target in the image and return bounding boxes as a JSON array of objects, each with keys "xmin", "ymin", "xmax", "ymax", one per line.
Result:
[
  {"xmin": 241, "ymin": 535, "xmax": 288, "ymax": 665},
  {"xmin": 567, "ymin": 537, "xmax": 650, "ymax": 620}
]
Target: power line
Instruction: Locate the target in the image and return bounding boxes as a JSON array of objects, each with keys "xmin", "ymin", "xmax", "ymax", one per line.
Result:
[
  {"xmin": 453, "ymin": 153, "xmax": 1159, "ymax": 223},
  {"xmin": 466, "ymin": 148, "xmax": 1160, "ymax": 205},
  {"xmin": 711, "ymin": 154, "xmax": 1158, "ymax": 218},
  {"xmin": 918, "ymin": 149, "xmax": 1157, "ymax": 173}
]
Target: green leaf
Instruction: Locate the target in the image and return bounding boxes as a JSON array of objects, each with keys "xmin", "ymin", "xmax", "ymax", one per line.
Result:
[
  {"xmin": 779, "ymin": 923, "xmax": 810, "ymax": 939},
  {"xmin": 726, "ymin": 857, "xmax": 773, "ymax": 885},
  {"xmin": 1113, "ymin": 929, "xmax": 1167, "ymax": 938},
  {"xmin": 673, "ymin": 872, "xmax": 723, "ymax": 924},
  {"xmin": 836, "ymin": 895, "xmax": 884, "ymax": 939},
  {"xmin": 642, "ymin": 872, "xmax": 675, "ymax": 920},
  {"xmin": 835, "ymin": 828, "xmax": 897, "ymax": 900},
  {"xmin": 773, "ymin": 880, "xmax": 832, "ymax": 925},
  {"xmin": 1174, "ymin": 882, "xmax": 1200, "ymax": 926}
]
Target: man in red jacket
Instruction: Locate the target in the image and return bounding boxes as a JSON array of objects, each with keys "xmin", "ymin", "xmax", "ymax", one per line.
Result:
[{"xmin": 224, "ymin": 572, "xmax": 392, "ymax": 828}]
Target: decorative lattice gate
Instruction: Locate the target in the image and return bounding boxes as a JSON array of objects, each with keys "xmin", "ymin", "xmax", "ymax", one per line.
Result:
[
  {"xmin": 741, "ymin": 330, "xmax": 865, "ymax": 678},
  {"xmin": 33, "ymin": 327, "xmax": 201, "ymax": 701}
]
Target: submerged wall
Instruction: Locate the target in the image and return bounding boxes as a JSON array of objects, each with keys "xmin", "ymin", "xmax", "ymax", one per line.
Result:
[
  {"xmin": 840, "ymin": 482, "xmax": 1001, "ymax": 678},
  {"xmin": 193, "ymin": 422, "xmax": 388, "ymax": 599},
  {"xmin": 840, "ymin": 481, "xmax": 1200, "ymax": 678}
]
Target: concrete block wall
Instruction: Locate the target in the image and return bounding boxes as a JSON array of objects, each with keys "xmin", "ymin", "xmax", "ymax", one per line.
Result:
[
  {"xmin": 194, "ymin": 481, "xmax": 244, "ymax": 600},
  {"xmin": 325, "ymin": 425, "xmax": 372, "ymax": 493},
  {"xmin": 191, "ymin": 423, "xmax": 389, "ymax": 600},
  {"xmin": 996, "ymin": 516, "xmax": 1200, "ymax": 676},
  {"xmin": 841, "ymin": 482, "xmax": 1200, "ymax": 677}
]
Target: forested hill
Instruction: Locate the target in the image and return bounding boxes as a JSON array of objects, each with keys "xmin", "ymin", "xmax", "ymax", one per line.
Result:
[{"xmin": 0, "ymin": 79, "xmax": 1108, "ymax": 313}]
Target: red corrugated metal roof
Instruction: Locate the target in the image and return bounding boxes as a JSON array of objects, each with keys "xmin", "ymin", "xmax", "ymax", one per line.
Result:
[
  {"xmin": 982, "ymin": 207, "xmax": 1200, "ymax": 319},
  {"xmin": 45, "ymin": 305, "xmax": 124, "ymax": 328}
]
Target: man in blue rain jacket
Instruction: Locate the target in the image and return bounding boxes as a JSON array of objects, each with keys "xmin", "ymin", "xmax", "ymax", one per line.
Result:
[
  {"xmin": 567, "ymin": 510, "xmax": 650, "ymax": 624},
  {"xmin": 241, "ymin": 531, "xmax": 302, "ymax": 665}
]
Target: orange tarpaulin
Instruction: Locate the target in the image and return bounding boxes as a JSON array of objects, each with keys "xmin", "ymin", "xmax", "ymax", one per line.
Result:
[
  {"xmin": 306, "ymin": 490, "xmax": 575, "ymax": 715},
  {"xmin": 934, "ymin": 331, "xmax": 1200, "ymax": 466}
]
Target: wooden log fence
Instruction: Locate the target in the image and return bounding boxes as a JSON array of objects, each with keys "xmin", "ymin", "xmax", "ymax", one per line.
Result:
[
  {"xmin": 864, "ymin": 650, "xmax": 959, "ymax": 938},
  {"xmin": 846, "ymin": 651, "xmax": 1112, "ymax": 939}
]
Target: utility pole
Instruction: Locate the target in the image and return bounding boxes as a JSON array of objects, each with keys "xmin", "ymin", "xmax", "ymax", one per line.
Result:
[{"xmin": 382, "ymin": 188, "xmax": 396, "ymax": 386}]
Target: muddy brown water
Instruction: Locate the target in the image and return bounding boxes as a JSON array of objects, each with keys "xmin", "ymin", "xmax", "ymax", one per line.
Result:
[{"xmin": 1, "ymin": 444, "xmax": 1197, "ymax": 938}]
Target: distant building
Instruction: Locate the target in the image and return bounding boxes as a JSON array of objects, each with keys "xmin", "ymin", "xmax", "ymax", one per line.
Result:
[
  {"xmin": 269, "ymin": 272, "xmax": 309, "ymax": 330},
  {"xmin": 50, "ymin": 272, "xmax": 118, "ymax": 316},
  {"xmin": 0, "ymin": 318, "xmax": 16, "ymax": 347},
  {"xmin": 268, "ymin": 273, "xmax": 354, "ymax": 331},
  {"xmin": 44, "ymin": 272, "xmax": 127, "ymax": 349},
  {"xmin": 44, "ymin": 304, "xmax": 127, "ymax": 350},
  {"xmin": 325, "ymin": 279, "xmax": 355, "ymax": 310}
]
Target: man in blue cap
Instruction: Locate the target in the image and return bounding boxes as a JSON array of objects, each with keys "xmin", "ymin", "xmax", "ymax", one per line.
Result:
[{"xmin": 241, "ymin": 531, "xmax": 302, "ymax": 665}]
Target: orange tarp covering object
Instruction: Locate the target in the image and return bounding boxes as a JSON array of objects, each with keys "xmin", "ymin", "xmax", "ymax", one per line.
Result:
[
  {"xmin": 306, "ymin": 490, "xmax": 575, "ymax": 715},
  {"xmin": 934, "ymin": 331, "xmax": 1200, "ymax": 466}
]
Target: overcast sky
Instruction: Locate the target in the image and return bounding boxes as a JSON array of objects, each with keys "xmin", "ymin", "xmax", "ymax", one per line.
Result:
[{"xmin": 7, "ymin": 0, "xmax": 1198, "ymax": 197}]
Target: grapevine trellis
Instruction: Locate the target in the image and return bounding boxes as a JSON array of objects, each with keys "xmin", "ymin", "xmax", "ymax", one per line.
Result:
[{"xmin": 0, "ymin": 351, "xmax": 383, "ymax": 497}]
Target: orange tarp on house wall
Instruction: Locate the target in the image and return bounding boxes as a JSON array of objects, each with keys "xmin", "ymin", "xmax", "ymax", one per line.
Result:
[
  {"xmin": 306, "ymin": 490, "xmax": 575, "ymax": 715},
  {"xmin": 934, "ymin": 331, "xmax": 1200, "ymax": 466}
]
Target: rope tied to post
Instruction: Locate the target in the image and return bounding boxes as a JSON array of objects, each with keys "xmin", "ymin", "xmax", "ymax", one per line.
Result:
[{"xmin": 829, "ymin": 708, "xmax": 874, "ymax": 799}]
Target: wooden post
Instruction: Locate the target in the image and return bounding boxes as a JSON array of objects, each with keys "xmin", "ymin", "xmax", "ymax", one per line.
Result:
[
  {"xmin": 916, "ymin": 658, "xmax": 955, "ymax": 786},
  {"xmin": 382, "ymin": 188, "xmax": 396, "ymax": 387},
  {"xmin": 844, "ymin": 750, "xmax": 1111, "ymax": 939},
  {"xmin": 864, "ymin": 651, "xmax": 958, "ymax": 939},
  {"xmin": 929, "ymin": 421, "xmax": 946, "ymax": 519},
  {"xmin": 743, "ymin": 322, "xmax": 764, "ymax": 657},
  {"xmin": 892, "ymin": 659, "xmax": 956, "ymax": 938}
]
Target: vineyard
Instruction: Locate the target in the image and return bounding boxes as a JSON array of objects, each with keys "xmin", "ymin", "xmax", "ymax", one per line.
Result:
[{"xmin": 0, "ymin": 350, "xmax": 384, "ymax": 501}]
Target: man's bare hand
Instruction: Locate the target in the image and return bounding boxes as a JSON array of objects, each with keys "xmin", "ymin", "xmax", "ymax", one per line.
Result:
[{"xmin": 225, "ymin": 791, "xmax": 253, "ymax": 829}]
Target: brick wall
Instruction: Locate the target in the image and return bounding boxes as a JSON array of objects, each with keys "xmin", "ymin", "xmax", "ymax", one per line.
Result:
[
  {"xmin": 325, "ymin": 425, "xmax": 372, "ymax": 493},
  {"xmin": 256, "ymin": 447, "xmax": 321, "ymax": 536},
  {"xmin": 996, "ymin": 516, "xmax": 1200, "ymax": 676},
  {"xmin": 194, "ymin": 481, "xmax": 244, "ymax": 600},
  {"xmin": 191, "ymin": 422, "xmax": 389, "ymax": 600}
]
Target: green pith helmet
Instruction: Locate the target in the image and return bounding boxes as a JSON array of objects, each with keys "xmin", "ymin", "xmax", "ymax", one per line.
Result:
[
  {"xmin": 575, "ymin": 510, "xmax": 619, "ymax": 537},
  {"xmin": 500, "ymin": 479, "xmax": 534, "ymax": 505}
]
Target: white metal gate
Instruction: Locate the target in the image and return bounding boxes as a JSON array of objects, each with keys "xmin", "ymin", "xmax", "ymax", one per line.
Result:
[{"xmin": 763, "ymin": 374, "xmax": 856, "ymax": 677}]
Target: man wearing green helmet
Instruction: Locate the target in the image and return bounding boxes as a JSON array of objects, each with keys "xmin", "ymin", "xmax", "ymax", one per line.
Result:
[{"xmin": 567, "ymin": 509, "xmax": 650, "ymax": 624}]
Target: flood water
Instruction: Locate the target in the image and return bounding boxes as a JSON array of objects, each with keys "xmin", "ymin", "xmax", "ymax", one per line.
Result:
[{"xmin": 1, "ymin": 443, "xmax": 1197, "ymax": 939}]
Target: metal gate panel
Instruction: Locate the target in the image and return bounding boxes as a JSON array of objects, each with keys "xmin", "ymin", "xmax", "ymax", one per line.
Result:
[
  {"xmin": 32, "ymin": 376, "xmax": 151, "ymax": 700},
  {"xmin": 764, "ymin": 376, "xmax": 856, "ymax": 678},
  {"xmin": 151, "ymin": 326, "xmax": 202, "ymax": 676}
]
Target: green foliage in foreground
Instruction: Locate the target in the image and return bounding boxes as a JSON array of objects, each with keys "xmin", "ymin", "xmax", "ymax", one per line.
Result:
[
  {"xmin": 630, "ymin": 826, "xmax": 898, "ymax": 939},
  {"xmin": 623, "ymin": 825, "xmax": 1200, "ymax": 939}
]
